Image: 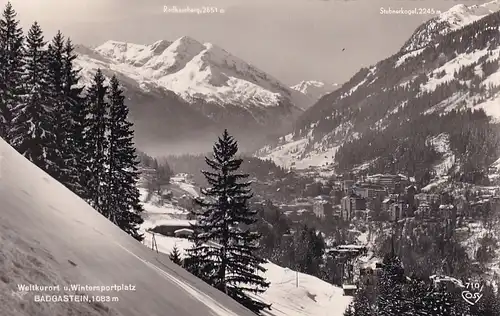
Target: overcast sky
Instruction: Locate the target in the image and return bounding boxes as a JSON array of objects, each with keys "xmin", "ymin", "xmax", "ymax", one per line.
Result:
[{"xmin": 4, "ymin": 0, "xmax": 490, "ymax": 85}]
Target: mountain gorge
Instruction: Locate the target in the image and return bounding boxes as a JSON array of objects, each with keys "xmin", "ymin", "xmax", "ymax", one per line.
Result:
[
  {"xmin": 259, "ymin": 1, "xmax": 500, "ymax": 186},
  {"xmin": 74, "ymin": 36, "xmax": 310, "ymax": 154}
]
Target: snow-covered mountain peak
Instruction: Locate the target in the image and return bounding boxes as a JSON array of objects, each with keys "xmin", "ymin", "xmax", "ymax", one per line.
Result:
[
  {"xmin": 95, "ymin": 40, "xmax": 140, "ymax": 57},
  {"xmin": 291, "ymin": 80, "xmax": 339, "ymax": 101},
  {"xmin": 74, "ymin": 44, "xmax": 112, "ymax": 63},
  {"xmin": 74, "ymin": 35, "xmax": 309, "ymax": 139},
  {"xmin": 140, "ymin": 37, "xmax": 206, "ymax": 77},
  {"xmin": 401, "ymin": 0, "xmax": 500, "ymax": 52},
  {"xmin": 438, "ymin": 4, "xmax": 473, "ymax": 28},
  {"xmin": 167, "ymin": 36, "xmax": 205, "ymax": 56},
  {"xmin": 95, "ymin": 40, "xmax": 158, "ymax": 67},
  {"xmin": 78, "ymin": 35, "xmax": 315, "ymax": 111},
  {"xmin": 84, "ymin": 35, "xmax": 304, "ymax": 109},
  {"xmin": 196, "ymin": 42, "xmax": 288, "ymax": 91},
  {"xmin": 438, "ymin": 0, "xmax": 500, "ymax": 30},
  {"xmin": 292, "ymin": 80, "xmax": 326, "ymax": 91},
  {"xmin": 150, "ymin": 39, "xmax": 173, "ymax": 54}
]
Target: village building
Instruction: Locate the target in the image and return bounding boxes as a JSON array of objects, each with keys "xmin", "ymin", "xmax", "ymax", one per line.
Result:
[
  {"xmin": 352, "ymin": 183, "xmax": 387, "ymax": 200},
  {"xmin": 341, "ymin": 180, "xmax": 355, "ymax": 195},
  {"xmin": 174, "ymin": 228, "xmax": 194, "ymax": 238},
  {"xmin": 390, "ymin": 200, "xmax": 406, "ymax": 221},
  {"xmin": 365, "ymin": 173, "xmax": 411, "ymax": 193},
  {"xmin": 415, "ymin": 201, "xmax": 431, "ymax": 219},
  {"xmin": 341, "ymin": 194, "xmax": 366, "ymax": 221},
  {"xmin": 313, "ymin": 196, "xmax": 333, "ymax": 219}
]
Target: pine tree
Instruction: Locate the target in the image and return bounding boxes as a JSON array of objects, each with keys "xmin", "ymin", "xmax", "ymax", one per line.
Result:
[
  {"xmin": 293, "ymin": 225, "xmax": 325, "ymax": 276},
  {"xmin": 351, "ymin": 288, "xmax": 374, "ymax": 316},
  {"xmin": 376, "ymin": 251, "xmax": 408, "ymax": 315},
  {"xmin": 0, "ymin": 2, "xmax": 24, "ymax": 143},
  {"xmin": 84, "ymin": 69, "xmax": 109, "ymax": 211},
  {"xmin": 425, "ymin": 283, "xmax": 458, "ymax": 316},
  {"xmin": 470, "ymin": 284, "xmax": 499, "ymax": 316},
  {"xmin": 106, "ymin": 75, "xmax": 144, "ymax": 241},
  {"xmin": 185, "ymin": 129, "xmax": 270, "ymax": 313},
  {"xmin": 11, "ymin": 22, "xmax": 58, "ymax": 172},
  {"xmin": 405, "ymin": 277, "xmax": 433, "ymax": 316},
  {"xmin": 146, "ymin": 158, "xmax": 173, "ymax": 200},
  {"xmin": 45, "ymin": 30, "xmax": 71, "ymax": 183},
  {"xmin": 62, "ymin": 38, "xmax": 88, "ymax": 198},
  {"xmin": 343, "ymin": 304, "xmax": 355, "ymax": 316},
  {"xmin": 169, "ymin": 244, "xmax": 183, "ymax": 265},
  {"xmin": 183, "ymin": 236, "xmax": 212, "ymax": 280}
]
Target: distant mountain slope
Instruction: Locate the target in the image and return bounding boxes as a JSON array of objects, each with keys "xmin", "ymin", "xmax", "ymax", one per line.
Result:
[
  {"xmin": 74, "ymin": 36, "xmax": 310, "ymax": 153},
  {"xmin": 0, "ymin": 138, "xmax": 257, "ymax": 316},
  {"xmin": 291, "ymin": 81, "xmax": 339, "ymax": 105},
  {"xmin": 74, "ymin": 44, "xmax": 215, "ymax": 152},
  {"xmin": 92, "ymin": 36, "xmax": 305, "ymax": 107},
  {"xmin": 402, "ymin": 0, "xmax": 500, "ymax": 52},
  {"xmin": 258, "ymin": 1, "xmax": 500, "ymax": 183}
]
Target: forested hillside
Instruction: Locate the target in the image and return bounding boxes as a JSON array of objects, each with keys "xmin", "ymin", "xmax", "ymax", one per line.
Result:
[{"xmin": 260, "ymin": 7, "xmax": 500, "ymax": 186}]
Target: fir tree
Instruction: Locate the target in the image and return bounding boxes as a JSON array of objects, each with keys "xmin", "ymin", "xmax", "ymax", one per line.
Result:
[
  {"xmin": 169, "ymin": 244, "xmax": 183, "ymax": 265},
  {"xmin": 469, "ymin": 283, "xmax": 498, "ymax": 316},
  {"xmin": 405, "ymin": 277, "xmax": 434, "ymax": 316},
  {"xmin": 46, "ymin": 30, "xmax": 71, "ymax": 183},
  {"xmin": 148, "ymin": 158, "xmax": 173, "ymax": 197},
  {"xmin": 343, "ymin": 304, "xmax": 355, "ymax": 316},
  {"xmin": 425, "ymin": 283, "xmax": 458, "ymax": 316},
  {"xmin": 293, "ymin": 225, "xmax": 325, "ymax": 276},
  {"xmin": 376, "ymin": 251, "xmax": 408, "ymax": 315},
  {"xmin": 351, "ymin": 288, "xmax": 374, "ymax": 316},
  {"xmin": 183, "ymin": 236, "xmax": 212, "ymax": 281},
  {"xmin": 106, "ymin": 75, "xmax": 144, "ymax": 241},
  {"xmin": 84, "ymin": 69, "xmax": 109, "ymax": 211},
  {"xmin": 185, "ymin": 129, "xmax": 270, "ymax": 313},
  {"xmin": 0, "ymin": 2, "xmax": 24, "ymax": 143},
  {"xmin": 11, "ymin": 22, "xmax": 58, "ymax": 172},
  {"xmin": 62, "ymin": 38, "xmax": 87, "ymax": 198}
]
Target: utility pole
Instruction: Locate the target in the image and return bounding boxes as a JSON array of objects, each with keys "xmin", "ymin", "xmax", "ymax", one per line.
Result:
[
  {"xmin": 284, "ymin": 232, "xmax": 299, "ymax": 288},
  {"xmin": 151, "ymin": 232, "xmax": 159, "ymax": 253},
  {"xmin": 391, "ymin": 209, "xmax": 397, "ymax": 257}
]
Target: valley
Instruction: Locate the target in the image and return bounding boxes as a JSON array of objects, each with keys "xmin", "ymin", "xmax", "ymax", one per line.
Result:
[{"xmin": 2, "ymin": 0, "xmax": 500, "ymax": 315}]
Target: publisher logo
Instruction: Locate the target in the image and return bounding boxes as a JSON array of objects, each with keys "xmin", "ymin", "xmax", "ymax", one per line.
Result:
[{"xmin": 461, "ymin": 282, "xmax": 483, "ymax": 305}]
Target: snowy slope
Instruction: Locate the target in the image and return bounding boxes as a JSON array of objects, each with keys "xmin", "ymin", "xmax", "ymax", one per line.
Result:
[
  {"xmin": 402, "ymin": 0, "xmax": 500, "ymax": 52},
  {"xmin": 171, "ymin": 174, "xmax": 200, "ymax": 198},
  {"xmin": 0, "ymin": 138, "xmax": 257, "ymax": 316},
  {"xmin": 141, "ymin": 237, "xmax": 352, "ymax": 316},
  {"xmin": 421, "ymin": 46, "xmax": 500, "ymax": 118},
  {"xmin": 139, "ymin": 194, "xmax": 352, "ymax": 316},
  {"xmin": 257, "ymin": 263, "xmax": 351, "ymax": 316},
  {"xmin": 257, "ymin": 133, "xmax": 340, "ymax": 169},
  {"xmin": 257, "ymin": 120, "xmax": 355, "ymax": 170},
  {"xmin": 438, "ymin": 1, "xmax": 500, "ymax": 30},
  {"xmin": 428, "ymin": 134, "xmax": 456, "ymax": 176},
  {"xmin": 76, "ymin": 36, "xmax": 310, "ymax": 111},
  {"xmin": 291, "ymin": 81, "xmax": 339, "ymax": 102}
]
